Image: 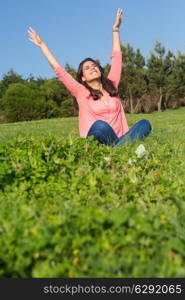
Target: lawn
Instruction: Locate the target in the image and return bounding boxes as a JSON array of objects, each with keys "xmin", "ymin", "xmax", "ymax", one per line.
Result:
[{"xmin": 0, "ymin": 108, "xmax": 185, "ymax": 277}]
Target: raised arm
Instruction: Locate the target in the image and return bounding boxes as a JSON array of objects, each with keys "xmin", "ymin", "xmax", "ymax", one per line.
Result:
[
  {"xmin": 28, "ymin": 27, "xmax": 60, "ymax": 69},
  {"xmin": 27, "ymin": 27, "xmax": 83, "ymax": 98},
  {"xmin": 107, "ymin": 9, "xmax": 123, "ymax": 87},
  {"xmin": 112, "ymin": 8, "xmax": 123, "ymax": 52}
]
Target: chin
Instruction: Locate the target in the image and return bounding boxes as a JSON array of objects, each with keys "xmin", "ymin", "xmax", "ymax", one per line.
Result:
[{"xmin": 91, "ymin": 75, "xmax": 100, "ymax": 80}]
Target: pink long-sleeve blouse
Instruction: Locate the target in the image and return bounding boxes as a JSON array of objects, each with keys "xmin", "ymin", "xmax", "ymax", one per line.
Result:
[{"xmin": 54, "ymin": 50, "xmax": 129, "ymax": 138}]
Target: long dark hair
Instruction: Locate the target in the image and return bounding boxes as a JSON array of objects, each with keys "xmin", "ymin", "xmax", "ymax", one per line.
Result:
[{"xmin": 76, "ymin": 58, "xmax": 119, "ymax": 100}]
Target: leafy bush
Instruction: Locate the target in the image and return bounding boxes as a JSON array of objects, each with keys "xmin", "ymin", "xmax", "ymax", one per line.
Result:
[
  {"xmin": 1, "ymin": 83, "xmax": 61, "ymax": 122},
  {"xmin": 0, "ymin": 134, "xmax": 185, "ymax": 277}
]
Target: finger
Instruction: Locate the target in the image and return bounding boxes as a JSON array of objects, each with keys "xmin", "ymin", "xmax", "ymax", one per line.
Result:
[
  {"xmin": 27, "ymin": 31, "xmax": 34, "ymax": 38},
  {"xmin": 28, "ymin": 38, "xmax": 39, "ymax": 46},
  {"xmin": 28, "ymin": 30, "xmax": 37, "ymax": 38},
  {"xmin": 29, "ymin": 26, "xmax": 35, "ymax": 33},
  {"xmin": 27, "ymin": 29, "xmax": 33, "ymax": 35},
  {"xmin": 28, "ymin": 38, "xmax": 35, "ymax": 43},
  {"xmin": 119, "ymin": 10, "xmax": 123, "ymax": 18}
]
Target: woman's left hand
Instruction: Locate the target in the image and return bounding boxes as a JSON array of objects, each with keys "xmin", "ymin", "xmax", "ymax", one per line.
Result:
[{"xmin": 113, "ymin": 8, "xmax": 123, "ymax": 30}]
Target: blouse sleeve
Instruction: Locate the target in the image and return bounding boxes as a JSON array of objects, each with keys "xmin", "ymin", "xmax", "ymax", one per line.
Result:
[
  {"xmin": 54, "ymin": 65, "xmax": 84, "ymax": 98},
  {"xmin": 107, "ymin": 50, "xmax": 122, "ymax": 88}
]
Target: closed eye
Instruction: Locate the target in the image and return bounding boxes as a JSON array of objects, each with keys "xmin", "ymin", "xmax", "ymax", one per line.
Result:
[{"xmin": 84, "ymin": 63, "xmax": 97, "ymax": 71}]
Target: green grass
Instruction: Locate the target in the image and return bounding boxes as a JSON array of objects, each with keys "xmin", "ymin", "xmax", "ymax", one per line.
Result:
[
  {"xmin": 0, "ymin": 107, "xmax": 184, "ymax": 144},
  {"xmin": 0, "ymin": 117, "xmax": 78, "ymax": 143},
  {"xmin": 0, "ymin": 107, "xmax": 185, "ymax": 277}
]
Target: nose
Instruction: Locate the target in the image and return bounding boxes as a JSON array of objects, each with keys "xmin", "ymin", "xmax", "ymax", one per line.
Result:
[{"xmin": 90, "ymin": 66, "xmax": 97, "ymax": 73}]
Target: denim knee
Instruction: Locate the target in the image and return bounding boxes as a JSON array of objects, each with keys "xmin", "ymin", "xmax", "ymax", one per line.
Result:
[
  {"xmin": 90, "ymin": 120, "xmax": 110, "ymax": 131},
  {"xmin": 139, "ymin": 119, "xmax": 152, "ymax": 132},
  {"xmin": 86, "ymin": 120, "xmax": 118, "ymax": 145}
]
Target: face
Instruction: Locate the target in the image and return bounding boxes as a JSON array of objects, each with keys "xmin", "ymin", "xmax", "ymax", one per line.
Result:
[{"xmin": 82, "ymin": 61, "xmax": 101, "ymax": 83}]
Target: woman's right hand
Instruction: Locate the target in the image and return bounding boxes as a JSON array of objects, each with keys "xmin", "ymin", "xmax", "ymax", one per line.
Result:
[{"xmin": 28, "ymin": 27, "xmax": 43, "ymax": 47}]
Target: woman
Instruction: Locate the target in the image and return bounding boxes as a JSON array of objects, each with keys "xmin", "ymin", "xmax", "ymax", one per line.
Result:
[{"xmin": 28, "ymin": 8, "xmax": 151, "ymax": 147}]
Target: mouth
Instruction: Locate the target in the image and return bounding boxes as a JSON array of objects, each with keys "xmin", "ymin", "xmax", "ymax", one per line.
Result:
[{"xmin": 90, "ymin": 70, "xmax": 97, "ymax": 74}]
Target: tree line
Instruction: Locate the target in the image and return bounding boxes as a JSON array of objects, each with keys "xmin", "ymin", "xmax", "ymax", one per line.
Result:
[{"xmin": 0, "ymin": 41, "xmax": 185, "ymax": 123}]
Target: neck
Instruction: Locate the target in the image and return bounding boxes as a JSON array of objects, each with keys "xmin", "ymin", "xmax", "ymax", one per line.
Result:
[{"xmin": 87, "ymin": 79, "xmax": 103, "ymax": 91}]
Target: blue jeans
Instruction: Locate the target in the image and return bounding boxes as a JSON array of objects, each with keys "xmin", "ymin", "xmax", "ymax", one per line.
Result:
[{"xmin": 86, "ymin": 119, "xmax": 152, "ymax": 147}]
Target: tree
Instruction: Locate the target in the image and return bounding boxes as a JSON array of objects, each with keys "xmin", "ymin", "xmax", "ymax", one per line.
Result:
[
  {"xmin": 147, "ymin": 41, "xmax": 175, "ymax": 111},
  {"xmin": 120, "ymin": 44, "xmax": 147, "ymax": 113},
  {"xmin": 162, "ymin": 50, "xmax": 175, "ymax": 108},
  {"xmin": 0, "ymin": 69, "xmax": 25, "ymax": 98},
  {"xmin": 26, "ymin": 74, "xmax": 47, "ymax": 86},
  {"xmin": 40, "ymin": 78, "xmax": 70, "ymax": 107},
  {"xmin": 1, "ymin": 82, "xmax": 61, "ymax": 122},
  {"xmin": 171, "ymin": 53, "xmax": 185, "ymax": 98}
]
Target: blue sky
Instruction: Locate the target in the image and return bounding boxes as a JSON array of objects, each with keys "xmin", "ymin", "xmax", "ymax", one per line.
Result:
[{"xmin": 0, "ymin": 0, "xmax": 185, "ymax": 80}]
